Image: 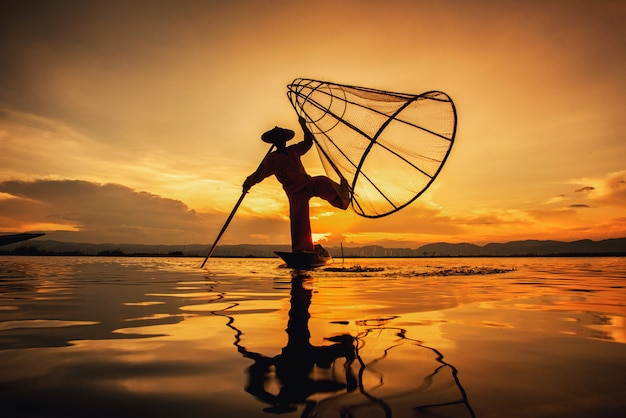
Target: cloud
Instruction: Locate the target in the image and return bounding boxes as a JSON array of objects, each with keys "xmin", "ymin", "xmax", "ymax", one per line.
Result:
[
  {"xmin": 544, "ymin": 171, "xmax": 626, "ymax": 211},
  {"xmin": 0, "ymin": 179, "xmax": 206, "ymax": 244},
  {"xmin": 1, "ymin": 175, "xmax": 624, "ymax": 248},
  {"xmin": 570, "ymin": 170, "xmax": 626, "ymax": 207},
  {"xmin": 0, "ymin": 105, "xmax": 252, "ymax": 210},
  {"xmin": 0, "ymin": 105, "xmax": 102, "ymax": 181},
  {"xmin": 0, "ymin": 178, "xmax": 297, "ymax": 246},
  {"xmin": 575, "ymin": 186, "xmax": 595, "ymax": 193}
]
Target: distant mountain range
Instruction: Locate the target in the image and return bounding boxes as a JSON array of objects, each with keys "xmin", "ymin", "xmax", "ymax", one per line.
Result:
[{"xmin": 1, "ymin": 237, "xmax": 624, "ymax": 257}]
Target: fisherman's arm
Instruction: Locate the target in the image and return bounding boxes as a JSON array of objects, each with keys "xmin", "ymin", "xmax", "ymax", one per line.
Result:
[
  {"xmin": 243, "ymin": 155, "xmax": 274, "ymax": 192},
  {"xmin": 297, "ymin": 116, "xmax": 314, "ymax": 153}
]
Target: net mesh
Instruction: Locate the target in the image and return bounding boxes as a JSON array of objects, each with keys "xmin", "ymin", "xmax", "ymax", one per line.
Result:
[{"xmin": 288, "ymin": 78, "xmax": 457, "ymax": 218}]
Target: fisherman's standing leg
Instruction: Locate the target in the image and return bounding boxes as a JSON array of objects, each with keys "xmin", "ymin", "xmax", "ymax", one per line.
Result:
[{"xmin": 288, "ymin": 191, "xmax": 314, "ymax": 252}]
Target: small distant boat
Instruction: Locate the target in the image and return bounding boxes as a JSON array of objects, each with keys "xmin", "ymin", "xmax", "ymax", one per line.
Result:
[
  {"xmin": 275, "ymin": 244, "xmax": 332, "ymax": 269},
  {"xmin": 0, "ymin": 233, "xmax": 45, "ymax": 247}
]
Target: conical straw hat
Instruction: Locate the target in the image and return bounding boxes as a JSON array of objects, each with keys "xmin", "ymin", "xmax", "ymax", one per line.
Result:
[{"xmin": 261, "ymin": 126, "xmax": 295, "ymax": 143}]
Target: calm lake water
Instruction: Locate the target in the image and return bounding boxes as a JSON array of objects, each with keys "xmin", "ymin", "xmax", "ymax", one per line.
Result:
[{"xmin": 0, "ymin": 256, "xmax": 625, "ymax": 418}]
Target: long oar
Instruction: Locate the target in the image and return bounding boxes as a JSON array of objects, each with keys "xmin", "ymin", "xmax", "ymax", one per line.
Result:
[{"xmin": 200, "ymin": 144, "xmax": 274, "ymax": 268}]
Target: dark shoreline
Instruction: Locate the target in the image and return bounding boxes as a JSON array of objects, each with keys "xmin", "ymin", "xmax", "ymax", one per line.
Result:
[
  {"xmin": 1, "ymin": 249, "xmax": 624, "ymax": 258},
  {"xmin": 1, "ymin": 237, "xmax": 624, "ymax": 258}
]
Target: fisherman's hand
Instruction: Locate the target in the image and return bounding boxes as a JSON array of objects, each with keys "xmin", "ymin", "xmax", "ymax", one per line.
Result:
[
  {"xmin": 299, "ymin": 116, "xmax": 314, "ymax": 141},
  {"xmin": 242, "ymin": 176, "xmax": 253, "ymax": 193}
]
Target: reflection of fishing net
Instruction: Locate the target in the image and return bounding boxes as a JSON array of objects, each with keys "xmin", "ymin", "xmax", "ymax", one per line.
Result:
[
  {"xmin": 309, "ymin": 326, "xmax": 476, "ymax": 418},
  {"xmin": 288, "ymin": 78, "xmax": 457, "ymax": 218}
]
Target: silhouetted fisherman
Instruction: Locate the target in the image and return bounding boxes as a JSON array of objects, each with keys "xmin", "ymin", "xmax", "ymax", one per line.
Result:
[{"xmin": 243, "ymin": 117, "xmax": 350, "ymax": 253}]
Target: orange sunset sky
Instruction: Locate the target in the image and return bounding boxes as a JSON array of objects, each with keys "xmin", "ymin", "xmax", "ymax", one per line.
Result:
[{"xmin": 1, "ymin": 0, "xmax": 625, "ymax": 248}]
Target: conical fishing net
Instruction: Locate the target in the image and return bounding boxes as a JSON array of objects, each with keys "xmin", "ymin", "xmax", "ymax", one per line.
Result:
[{"xmin": 288, "ymin": 78, "xmax": 457, "ymax": 218}]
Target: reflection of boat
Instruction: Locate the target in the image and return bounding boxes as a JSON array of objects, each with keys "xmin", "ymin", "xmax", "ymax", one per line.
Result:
[
  {"xmin": 0, "ymin": 233, "xmax": 45, "ymax": 247},
  {"xmin": 275, "ymin": 244, "xmax": 332, "ymax": 269},
  {"xmin": 218, "ymin": 273, "xmax": 476, "ymax": 417}
]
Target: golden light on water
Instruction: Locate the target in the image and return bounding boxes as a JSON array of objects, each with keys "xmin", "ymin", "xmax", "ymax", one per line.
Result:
[{"xmin": 1, "ymin": 256, "xmax": 625, "ymax": 416}]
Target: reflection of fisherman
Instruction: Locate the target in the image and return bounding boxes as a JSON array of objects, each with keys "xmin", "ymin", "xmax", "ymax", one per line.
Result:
[
  {"xmin": 228, "ymin": 276, "xmax": 476, "ymax": 417},
  {"xmin": 238, "ymin": 275, "xmax": 356, "ymax": 414},
  {"xmin": 243, "ymin": 117, "xmax": 350, "ymax": 253}
]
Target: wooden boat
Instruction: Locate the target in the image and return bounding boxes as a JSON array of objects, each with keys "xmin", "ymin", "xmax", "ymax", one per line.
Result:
[
  {"xmin": 0, "ymin": 233, "xmax": 45, "ymax": 247},
  {"xmin": 275, "ymin": 244, "xmax": 332, "ymax": 269}
]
